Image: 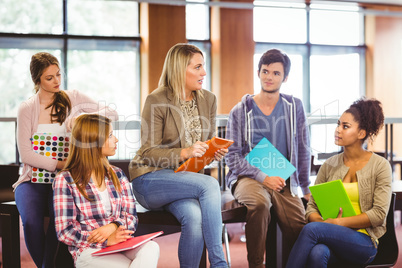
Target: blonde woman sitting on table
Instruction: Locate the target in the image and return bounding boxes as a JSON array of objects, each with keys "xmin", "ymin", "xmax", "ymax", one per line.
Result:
[
  {"xmin": 286, "ymin": 98, "xmax": 392, "ymax": 268},
  {"xmin": 53, "ymin": 114, "xmax": 160, "ymax": 268},
  {"xmin": 129, "ymin": 43, "xmax": 228, "ymax": 268}
]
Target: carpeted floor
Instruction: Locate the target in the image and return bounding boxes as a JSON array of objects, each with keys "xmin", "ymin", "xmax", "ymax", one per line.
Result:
[{"xmin": 1, "ymin": 221, "xmax": 402, "ymax": 268}]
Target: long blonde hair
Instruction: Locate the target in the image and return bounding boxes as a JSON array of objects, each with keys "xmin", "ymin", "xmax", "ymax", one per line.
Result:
[
  {"xmin": 158, "ymin": 43, "xmax": 204, "ymax": 101},
  {"xmin": 63, "ymin": 114, "xmax": 121, "ymax": 200},
  {"xmin": 30, "ymin": 52, "xmax": 71, "ymax": 124}
]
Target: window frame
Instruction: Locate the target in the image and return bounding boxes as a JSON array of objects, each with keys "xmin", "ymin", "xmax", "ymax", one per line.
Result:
[
  {"xmin": 0, "ymin": 0, "xmax": 141, "ymax": 163},
  {"xmin": 254, "ymin": 4, "xmax": 366, "ymax": 114}
]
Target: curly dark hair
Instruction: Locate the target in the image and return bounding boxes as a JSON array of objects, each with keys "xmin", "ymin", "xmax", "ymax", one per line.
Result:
[{"xmin": 345, "ymin": 97, "xmax": 384, "ymax": 143}]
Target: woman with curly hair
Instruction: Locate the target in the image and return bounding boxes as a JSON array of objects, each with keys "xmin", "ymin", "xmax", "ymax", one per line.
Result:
[{"xmin": 286, "ymin": 98, "xmax": 392, "ymax": 267}]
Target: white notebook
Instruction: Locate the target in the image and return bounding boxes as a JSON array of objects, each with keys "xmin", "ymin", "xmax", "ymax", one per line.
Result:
[{"xmin": 31, "ymin": 133, "xmax": 70, "ymax": 183}]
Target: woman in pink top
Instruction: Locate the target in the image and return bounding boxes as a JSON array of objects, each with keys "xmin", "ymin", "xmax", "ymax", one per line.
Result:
[{"xmin": 14, "ymin": 52, "xmax": 118, "ymax": 268}]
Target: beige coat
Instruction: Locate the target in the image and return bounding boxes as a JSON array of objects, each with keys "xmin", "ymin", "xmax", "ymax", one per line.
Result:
[
  {"xmin": 129, "ymin": 87, "xmax": 217, "ymax": 181},
  {"xmin": 306, "ymin": 152, "xmax": 392, "ymax": 241}
]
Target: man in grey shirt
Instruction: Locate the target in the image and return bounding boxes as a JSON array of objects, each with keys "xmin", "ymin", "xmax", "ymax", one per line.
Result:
[{"xmin": 225, "ymin": 49, "xmax": 311, "ymax": 268}]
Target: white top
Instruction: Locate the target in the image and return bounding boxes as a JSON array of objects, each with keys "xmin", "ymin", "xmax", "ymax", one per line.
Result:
[
  {"xmin": 37, "ymin": 123, "xmax": 66, "ymax": 135},
  {"xmin": 98, "ymin": 188, "xmax": 112, "ymax": 216}
]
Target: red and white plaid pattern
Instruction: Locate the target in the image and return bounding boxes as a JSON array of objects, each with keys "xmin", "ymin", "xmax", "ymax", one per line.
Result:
[{"xmin": 53, "ymin": 166, "xmax": 138, "ymax": 262}]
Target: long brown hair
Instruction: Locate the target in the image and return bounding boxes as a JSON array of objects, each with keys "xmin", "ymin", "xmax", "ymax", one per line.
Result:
[
  {"xmin": 63, "ymin": 114, "xmax": 121, "ymax": 200},
  {"xmin": 30, "ymin": 52, "xmax": 71, "ymax": 124}
]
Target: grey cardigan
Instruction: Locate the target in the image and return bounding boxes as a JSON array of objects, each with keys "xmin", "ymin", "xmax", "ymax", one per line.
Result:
[
  {"xmin": 225, "ymin": 93, "xmax": 311, "ymax": 196},
  {"xmin": 306, "ymin": 153, "xmax": 392, "ymax": 241},
  {"xmin": 129, "ymin": 87, "xmax": 216, "ymax": 181}
]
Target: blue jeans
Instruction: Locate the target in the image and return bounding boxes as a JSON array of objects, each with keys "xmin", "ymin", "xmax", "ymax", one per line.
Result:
[
  {"xmin": 286, "ymin": 222, "xmax": 377, "ymax": 268},
  {"xmin": 15, "ymin": 182, "xmax": 58, "ymax": 268},
  {"xmin": 131, "ymin": 169, "xmax": 227, "ymax": 268}
]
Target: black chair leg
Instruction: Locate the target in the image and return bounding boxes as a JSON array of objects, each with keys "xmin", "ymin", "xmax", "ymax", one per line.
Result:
[{"xmin": 54, "ymin": 242, "xmax": 74, "ymax": 268}]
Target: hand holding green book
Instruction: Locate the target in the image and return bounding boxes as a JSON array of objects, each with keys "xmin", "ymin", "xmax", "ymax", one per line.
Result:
[{"xmin": 309, "ymin": 179, "xmax": 357, "ymax": 220}]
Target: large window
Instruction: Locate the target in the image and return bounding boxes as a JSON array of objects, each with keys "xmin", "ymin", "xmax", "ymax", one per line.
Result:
[
  {"xmin": 254, "ymin": 1, "xmax": 365, "ymax": 158},
  {"xmin": 186, "ymin": 0, "xmax": 211, "ymax": 91},
  {"xmin": 0, "ymin": 0, "xmax": 140, "ymax": 164}
]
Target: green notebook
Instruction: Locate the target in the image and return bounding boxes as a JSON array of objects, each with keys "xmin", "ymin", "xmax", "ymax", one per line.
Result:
[{"xmin": 309, "ymin": 179, "xmax": 357, "ymax": 220}]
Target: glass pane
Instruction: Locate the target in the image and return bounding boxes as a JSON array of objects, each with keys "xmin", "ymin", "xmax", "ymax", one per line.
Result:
[
  {"xmin": 0, "ymin": 48, "xmax": 62, "ymax": 117},
  {"xmin": 310, "ymin": 6, "xmax": 361, "ymax": 45},
  {"xmin": 67, "ymin": 45, "xmax": 140, "ymax": 118},
  {"xmin": 309, "ymin": 123, "xmax": 340, "ymax": 159},
  {"xmin": 309, "ymin": 52, "xmax": 361, "ymax": 157},
  {"xmin": 310, "ymin": 53, "xmax": 361, "ymax": 115},
  {"xmin": 254, "ymin": 53, "xmax": 303, "ymax": 100},
  {"xmin": 113, "ymin": 129, "xmax": 141, "ymax": 160},
  {"xmin": 0, "ymin": 122, "xmax": 17, "ymax": 164},
  {"xmin": 0, "ymin": 0, "xmax": 63, "ymax": 34},
  {"xmin": 186, "ymin": 0, "xmax": 209, "ymax": 40},
  {"xmin": 68, "ymin": 0, "xmax": 139, "ymax": 36},
  {"xmin": 254, "ymin": 4, "xmax": 306, "ymax": 43},
  {"xmin": 189, "ymin": 41, "xmax": 211, "ymax": 91}
]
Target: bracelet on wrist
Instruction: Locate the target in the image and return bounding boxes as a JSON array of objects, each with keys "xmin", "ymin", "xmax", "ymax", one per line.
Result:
[{"xmin": 111, "ymin": 221, "xmax": 121, "ymax": 228}]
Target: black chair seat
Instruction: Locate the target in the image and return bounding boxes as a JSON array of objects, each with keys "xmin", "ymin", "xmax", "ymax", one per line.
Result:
[
  {"xmin": 330, "ymin": 193, "xmax": 398, "ymax": 268},
  {"xmin": 365, "ymin": 193, "xmax": 398, "ymax": 267}
]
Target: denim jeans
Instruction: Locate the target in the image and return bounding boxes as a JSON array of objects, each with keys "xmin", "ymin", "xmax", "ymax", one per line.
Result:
[
  {"xmin": 233, "ymin": 177, "xmax": 306, "ymax": 267},
  {"xmin": 15, "ymin": 182, "xmax": 58, "ymax": 268},
  {"xmin": 131, "ymin": 169, "xmax": 227, "ymax": 268},
  {"xmin": 286, "ymin": 222, "xmax": 377, "ymax": 268}
]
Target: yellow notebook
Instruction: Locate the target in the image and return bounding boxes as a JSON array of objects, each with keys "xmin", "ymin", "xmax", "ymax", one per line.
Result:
[{"xmin": 309, "ymin": 179, "xmax": 357, "ymax": 220}]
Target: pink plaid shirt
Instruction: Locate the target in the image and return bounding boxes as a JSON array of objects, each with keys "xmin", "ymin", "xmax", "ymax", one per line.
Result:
[{"xmin": 53, "ymin": 166, "xmax": 137, "ymax": 263}]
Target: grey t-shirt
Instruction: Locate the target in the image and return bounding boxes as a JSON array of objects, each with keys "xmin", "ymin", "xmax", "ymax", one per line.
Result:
[{"xmin": 251, "ymin": 97, "xmax": 288, "ymax": 159}]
